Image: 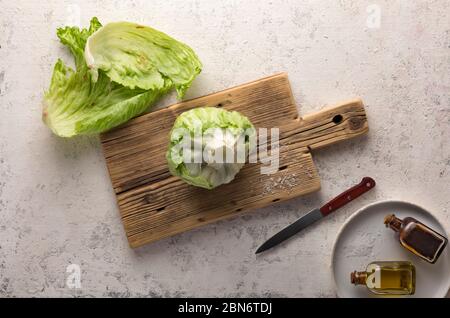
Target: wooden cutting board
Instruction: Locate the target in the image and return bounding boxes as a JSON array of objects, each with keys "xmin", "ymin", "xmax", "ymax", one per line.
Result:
[{"xmin": 100, "ymin": 73, "xmax": 369, "ymax": 248}]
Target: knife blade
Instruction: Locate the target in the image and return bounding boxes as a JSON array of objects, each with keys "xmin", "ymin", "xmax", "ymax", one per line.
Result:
[{"xmin": 255, "ymin": 177, "xmax": 376, "ymax": 254}]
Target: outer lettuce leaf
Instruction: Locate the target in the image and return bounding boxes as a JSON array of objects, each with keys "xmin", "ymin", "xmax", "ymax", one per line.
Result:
[
  {"xmin": 43, "ymin": 17, "xmax": 200, "ymax": 137},
  {"xmin": 166, "ymin": 107, "xmax": 256, "ymax": 190},
  {"xmin": 84, "ymin": 22, "xmax": 202, "ymax": 98}
]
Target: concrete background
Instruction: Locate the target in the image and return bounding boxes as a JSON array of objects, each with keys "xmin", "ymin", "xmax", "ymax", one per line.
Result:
[{"xmin": 0, "ymin": 0, "xmax": 449, "ymax": 297}]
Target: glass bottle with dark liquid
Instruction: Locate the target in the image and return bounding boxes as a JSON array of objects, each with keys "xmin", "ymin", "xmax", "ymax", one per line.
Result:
[
  {"xmin": 351, "ymin": 261, "xmax": 415, "ymax": 295},
  {"xmin": 384, "ymin": 214, "xmax": 448, "ymax": 264}
]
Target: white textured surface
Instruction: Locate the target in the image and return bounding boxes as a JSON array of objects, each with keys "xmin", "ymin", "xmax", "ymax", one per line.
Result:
[{"xmin": 0, "ymin": 0, "xmax": 449, "ymax": 297}]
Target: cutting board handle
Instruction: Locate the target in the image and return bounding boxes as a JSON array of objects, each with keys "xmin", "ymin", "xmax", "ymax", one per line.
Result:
[{"xmin": 280, "ymin": 99, "xmax": 369, "ymax": 150}]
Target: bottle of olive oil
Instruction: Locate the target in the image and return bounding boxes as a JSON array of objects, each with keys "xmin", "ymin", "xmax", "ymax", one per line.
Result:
[
  {"xmin": 384, "ymin": 214, "xmax": 448, "ymax": 264},
  {"xmin": 351, "ymin": 261, "xmax": 415, "ymax": 295}
]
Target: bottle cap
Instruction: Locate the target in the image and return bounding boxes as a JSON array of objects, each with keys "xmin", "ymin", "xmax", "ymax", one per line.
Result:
[
  {"xmin": 350, "ymin": 271, "xmax": 367, "ymax": 285},
  {"xmin": 384, "ymin": 214, "xmax": 396, "ymax": 227},
  {"xmin": 350, "ymin": 271, "xmax": 357, "ymax": 284},
  {"xmin": 384, "ymin": 214, "xmax": 403, "ymax": 232}
]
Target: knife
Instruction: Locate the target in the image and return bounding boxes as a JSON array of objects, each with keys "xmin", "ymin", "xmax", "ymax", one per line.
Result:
[{"xmin": 255, "ymin": 177, "xmax": 376, "ymax": 254}]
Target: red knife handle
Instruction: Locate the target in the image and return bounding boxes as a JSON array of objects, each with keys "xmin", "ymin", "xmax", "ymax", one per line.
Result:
[{"xmin": 320, "ymin": 177, "xmax": 376, "ymax": 217}]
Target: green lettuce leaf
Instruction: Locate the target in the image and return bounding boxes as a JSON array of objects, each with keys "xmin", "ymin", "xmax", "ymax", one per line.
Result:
[
  {"xmin": 85, "ymin": 22, "xmax": 202, "ymax": 98},
  {"xmin": 43, "ymin": 18, "xmax": 201, "ymax": 137}
]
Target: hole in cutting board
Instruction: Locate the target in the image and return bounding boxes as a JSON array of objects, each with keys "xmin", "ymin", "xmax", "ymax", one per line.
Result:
[
  {"xmin": 215, "ymin": 100, "xmax": 232, "ymax": 108},
  {"xmin": 272, "ymin": 198, "xmax": 281, "ymax": 202},
  {"xmin": 279, "ymin": 165, "xmax": 288, "ymax": 171},
  {"xmin": 156, "ymin": 207, "xmax": 166, "ymax": 212},
  {"xmin": 332, "ymin": 114, "xmax": 343, "ymax": 124}
]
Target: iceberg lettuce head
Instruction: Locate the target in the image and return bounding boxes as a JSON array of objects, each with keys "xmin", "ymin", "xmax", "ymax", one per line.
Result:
[{"xmin": 166, "ymin": 107, "xmax": 256, "ymax": 190}]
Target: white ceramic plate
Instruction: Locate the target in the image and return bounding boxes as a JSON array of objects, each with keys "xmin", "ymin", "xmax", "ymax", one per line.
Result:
[{"xmin": 332, "ymin": 200, "xmax": 450, "ymax": 298}]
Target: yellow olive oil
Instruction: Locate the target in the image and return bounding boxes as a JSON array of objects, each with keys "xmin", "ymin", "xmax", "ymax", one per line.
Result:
[{"xmin": 351, "ymin": 261, "xmax": 415, "ymax": 295}]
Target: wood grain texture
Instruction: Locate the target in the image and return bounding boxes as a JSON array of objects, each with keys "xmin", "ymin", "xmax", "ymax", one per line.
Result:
[{"xmin": 100, "ymin": 73, "xmax": 369, "ymax": 248}]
